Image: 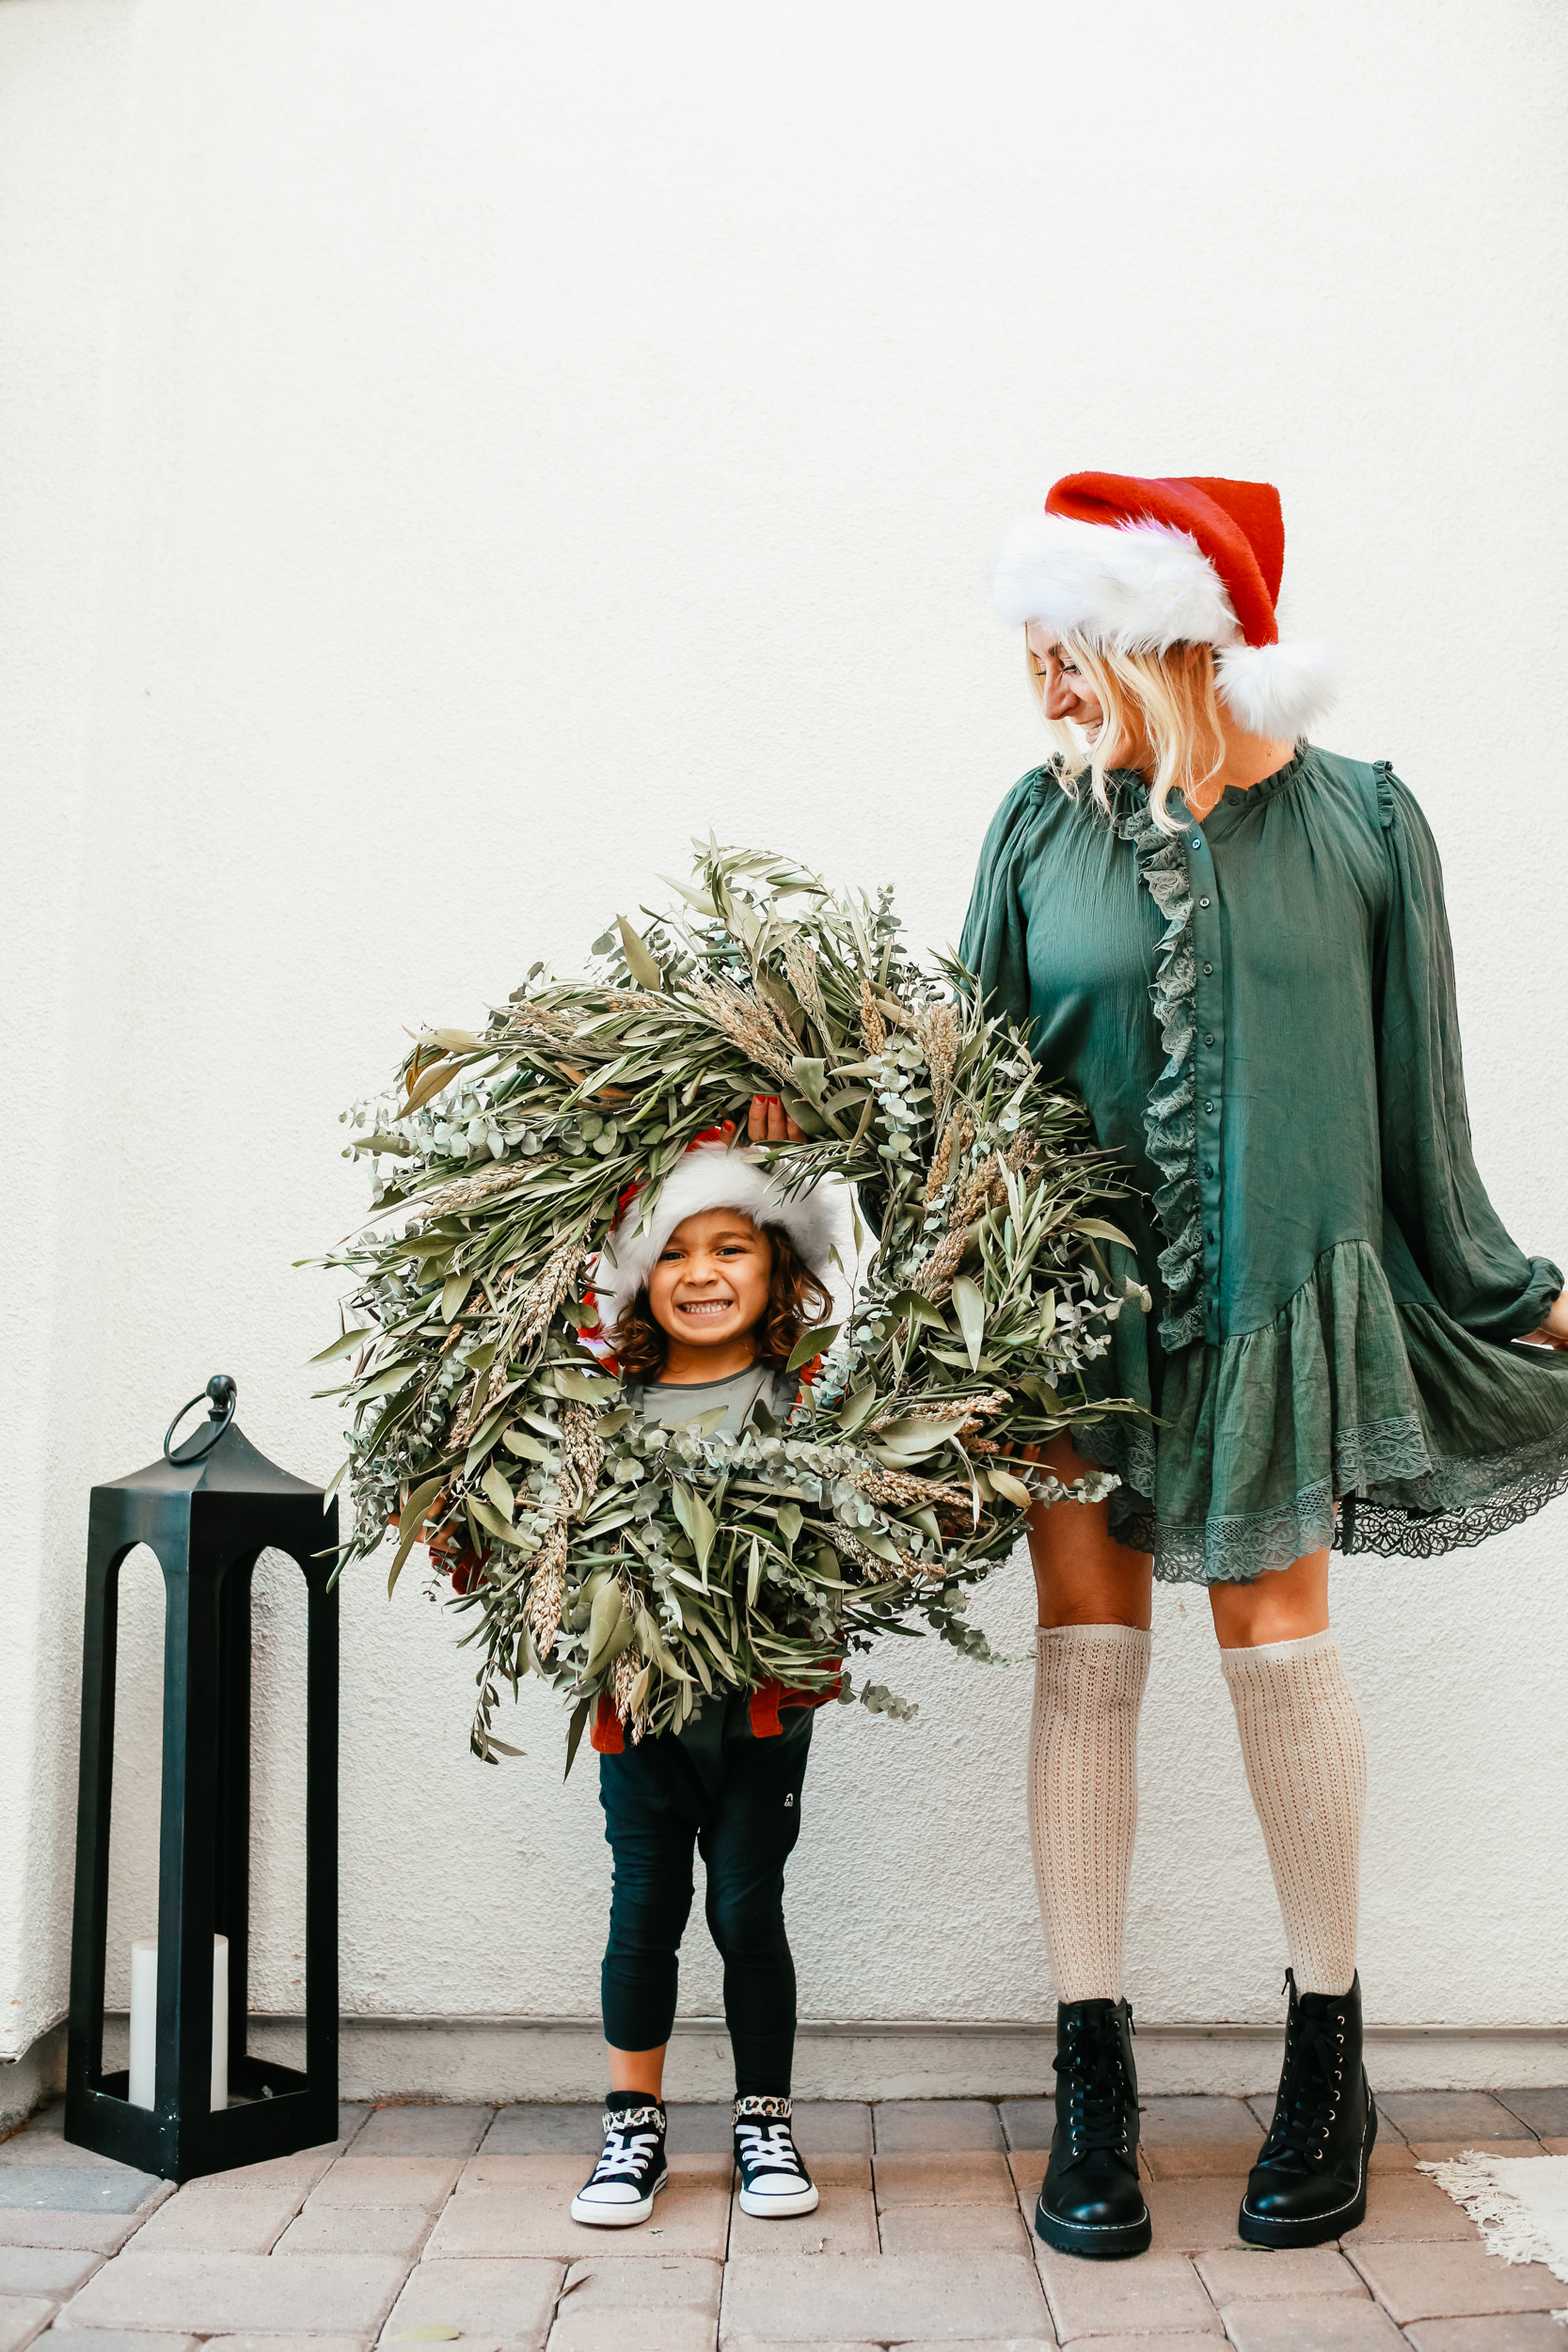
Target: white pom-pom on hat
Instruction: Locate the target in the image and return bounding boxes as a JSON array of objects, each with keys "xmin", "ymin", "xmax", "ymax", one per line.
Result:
[
  {"xmin": 586, "ymin": 1139, "xmax": 836, "ymax": 1348},
  {"xmin": 1212, "ymin": 639, "xmax": 1338, "ymax": 738}
]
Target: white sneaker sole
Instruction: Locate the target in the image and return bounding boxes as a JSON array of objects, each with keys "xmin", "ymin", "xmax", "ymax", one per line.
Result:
[
  {"xmin": 738, "ymin": 2180, "xmax": 820, "ymax": 2218},
  {"xmin": 570, "ymin": 2169, "xmax": 668, "ymax": 2228}
]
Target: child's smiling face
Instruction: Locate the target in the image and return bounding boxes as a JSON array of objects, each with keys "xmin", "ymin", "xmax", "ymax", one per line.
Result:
[{"xmin": 647, "ymin": 1207, "xmax": 772, "ymax": 1359}]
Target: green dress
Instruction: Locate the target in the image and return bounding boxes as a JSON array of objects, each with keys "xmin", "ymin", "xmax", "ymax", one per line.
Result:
[{"xmin": 959, "ymin": 742, "xmax": 1568, "ymax": 1581}]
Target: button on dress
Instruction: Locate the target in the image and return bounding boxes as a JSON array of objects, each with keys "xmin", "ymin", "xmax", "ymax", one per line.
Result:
[{"xmin": 959, "ymin": 744, "xmax": 1568, "ymax": 1580}]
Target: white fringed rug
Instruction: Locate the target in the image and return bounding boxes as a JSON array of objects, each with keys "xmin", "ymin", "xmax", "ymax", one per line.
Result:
[{"xmin": 1419, "ymin": 2151, "xmax": 1568, "ymax": 2317}]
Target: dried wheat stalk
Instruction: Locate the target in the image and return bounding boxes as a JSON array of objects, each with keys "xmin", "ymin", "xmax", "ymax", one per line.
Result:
[
  {"xmin": 516, "ymin": 1236, "xmax": 588, "ymax": 1355},
  {"xmin": 522, "ymin": 1401, "xmax": 605, "ymax": 1659},
  {"xmin": 681, "ymin": 974, "xmax": 797, "ymax": 1082},
  {"xmin": 526, "ymin": 1521, "xmax": 568, "ymax": 1657},
  {"xmin": 559, "ymin": 1399, "xmax": 604, "ymax": 1514},
  {"xmin": 850, "ymin": 1466, "xmax": 972, "ymax": 1511},
  {"xmin": 872, "ymin": 1391, "xmax": 1009, "ymax": 1429},
  {"xmin": 783, "ymin": 933, "xmax": 831, "ymax": 1041},
  {"xmin": 610, "ymin": 1647, "xmax": 643, "ymax": 1736},
  {"xmin": 859, "ymin": 977, "xmax": 887, "ymax": 1057},
  {"xmin": 915, "ymin": 1003, "xmax": 959, "ymax": 1125},
  {"xmin": 415, "ymin": 1163, "xmax": 536, "ymax": 1219},
  {"xmin": 821, "ymin": 1523, "xmax": 930, "ymax": 1581}
]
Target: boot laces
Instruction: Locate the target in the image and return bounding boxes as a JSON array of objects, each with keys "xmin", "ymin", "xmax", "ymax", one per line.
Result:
[
  {"xmin": 1265, "ymin": 2003, "xmax": 1348, "ymax": 2166},
  {"xmin": 1055, "ymin": 2020, "xmax": 1132, "ymax": 2160}
]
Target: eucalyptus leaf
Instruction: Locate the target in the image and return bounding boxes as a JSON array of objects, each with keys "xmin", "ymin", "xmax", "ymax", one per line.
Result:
[
  {"xmin": 386, "ymin": 1473, "xmax": 448, "ymax": 1597},
  {"xmin": 617, "ymin": 916, "xmax": 664, "ymax": 990},
  {"xmin": 584, "ymin": 1578, "xmax": 629, "ymax": 1678},
  {"xmin": 1073, "ymin": 1216, "xmax": 1133, "ymax": 1247},
  {"xmin": 480, "ymin": 1462, "xmax": 515, "ymax": 1517},
  {"xmin": 950, "ymin": 1275, "xmax": 987, "ymax": 1373},
  {"xmin": 467, "ymin": 1496, "xmax": 528, "ymax": 1548},
  {"xmin": 786, "ymin": 1322, "xmax": 839, "ymax": 1373},
  {"xmin": 307, "ymin": 1327, "xmax": 373, "ymax": 1365}
]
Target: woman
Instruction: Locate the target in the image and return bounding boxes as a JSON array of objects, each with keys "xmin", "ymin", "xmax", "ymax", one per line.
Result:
[{"xmin": 961, "ymin": 471, "xmax": 1568, "ymax": 2260}]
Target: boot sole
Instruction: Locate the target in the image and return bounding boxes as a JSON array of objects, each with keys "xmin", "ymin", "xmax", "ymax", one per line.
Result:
[
  {"xmin": 1035, "ymin": 2195, "xmax": 1152, "ymax": 2261},
  {"xmin": 1237, "ymin": 2099, "xmax": 1377, "ymax": 2249}
]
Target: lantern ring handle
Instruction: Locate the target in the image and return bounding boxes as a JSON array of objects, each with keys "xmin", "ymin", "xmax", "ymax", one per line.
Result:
[{"xmin": 165, "ymin": 1375, "xmax": 238, "ymax": 1465}]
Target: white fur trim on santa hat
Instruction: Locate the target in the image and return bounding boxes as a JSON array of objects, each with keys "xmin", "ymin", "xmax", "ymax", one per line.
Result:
[
  {"xmin": 588, "ymin": 1142, "xmax": 836, "ymax": 1347},
  {"xmin": 991, "ymin": 510, "xmax": 1337, "ymax": 739},
  {"xmin": 1213, "ymin": 639, "xmax": 1337, "ymax": 738},
  {"xmin": 991, "ymin": 511, "xmax": 1239, "ymax": 650}
]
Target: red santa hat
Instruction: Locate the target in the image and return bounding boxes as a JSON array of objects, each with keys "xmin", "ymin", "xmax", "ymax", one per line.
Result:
[
  {"xmin": 991, "ymin": 471, "xmax": 1335, "ymax": 739},
  {"xmin": 583, "ymin": 1136, "xmax": 837, "ymax": 1352}
]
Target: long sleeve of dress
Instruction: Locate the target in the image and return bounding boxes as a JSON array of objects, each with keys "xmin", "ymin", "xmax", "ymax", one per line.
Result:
[
  {"xmin": 958, "ymin": 771, "xmax": 1042, "ymax": 1031},
  {"xmin": 1376, "ymin": 769, "xmax": 1562, "ymax": 1343}
]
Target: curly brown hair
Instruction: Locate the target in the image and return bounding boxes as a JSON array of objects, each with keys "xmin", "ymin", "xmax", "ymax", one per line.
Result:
[{"xmin": 609, "ymin": 1219, "xmax": 832, "ymax": 1383}]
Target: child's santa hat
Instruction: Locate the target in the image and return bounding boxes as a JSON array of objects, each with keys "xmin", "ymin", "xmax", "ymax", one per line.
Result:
[
  {"xmin": 585, "ymin": 1136, "xmax": 837, "ymax": 1348},
  {"xmin": 991, "ymin": 471, "xmax": 1335, "ymax": 739}
]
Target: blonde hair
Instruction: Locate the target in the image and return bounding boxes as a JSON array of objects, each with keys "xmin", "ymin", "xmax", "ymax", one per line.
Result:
[{"xmin": 1028, "ymin": 633, "xmax": 1227, "ymax": 834}]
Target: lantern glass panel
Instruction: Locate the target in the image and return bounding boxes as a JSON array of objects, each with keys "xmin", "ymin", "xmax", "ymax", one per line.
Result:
[
  {"xmin": 102, "ymin": 1545, "xmax": 165, "ymax": 2064},
  {"xmin": 248, "ymin": 1549, "xmax": 309, "ymax": 2047}
]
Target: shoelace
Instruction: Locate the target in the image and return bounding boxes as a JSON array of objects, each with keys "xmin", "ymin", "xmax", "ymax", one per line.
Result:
[
  {"xmin": 1055, "ymin": 2026, "xmax": 1133, "ymax": 2161},
  {"xmin": 590, "ymin": 2126, "xmax": 660, "ymax": 2183},
  {"xmin": 736, "ymin": 2122, "xmax": 805, "ymax": 2178},
  {"xmin": 1262, "ymin": 2006, "xmax": 1347, "ymax": 2169}
]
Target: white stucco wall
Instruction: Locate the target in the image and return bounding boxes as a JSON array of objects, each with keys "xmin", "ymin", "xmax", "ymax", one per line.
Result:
[{"xmin": 5, "ymin": 0, "xmax": 1566, "ymax": 2091}]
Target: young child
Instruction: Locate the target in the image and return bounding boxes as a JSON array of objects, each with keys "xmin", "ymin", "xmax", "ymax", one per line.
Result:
[{"xmin": 570, "ymin": 1124, "xmax": 838, "ymax": 2229}]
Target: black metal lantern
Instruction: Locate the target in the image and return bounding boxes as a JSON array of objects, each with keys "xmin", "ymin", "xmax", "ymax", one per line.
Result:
[{"xmin": 65, "ymin": 1376, "xmax": 340, "ymax": 2182}]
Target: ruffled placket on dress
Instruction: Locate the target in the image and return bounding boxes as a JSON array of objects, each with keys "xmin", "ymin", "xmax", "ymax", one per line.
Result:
[{"xmin": 1114, "ymin": 783, "xmax": 1215, "ymax": 1354}]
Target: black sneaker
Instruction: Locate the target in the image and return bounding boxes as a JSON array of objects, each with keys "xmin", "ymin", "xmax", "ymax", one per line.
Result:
[
  {"xmin": 733, "ymin": 2095, "xmax": 819, "ymax": 2218},
  {"xmin": 570, "ymin": 2098, "xmax": 669, "ymax": 2227}
]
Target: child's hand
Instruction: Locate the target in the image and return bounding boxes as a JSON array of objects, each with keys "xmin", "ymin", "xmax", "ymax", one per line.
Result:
[{"xmin": 749, "ymin": 1095, "xmax": 806, "ymax": 1144}]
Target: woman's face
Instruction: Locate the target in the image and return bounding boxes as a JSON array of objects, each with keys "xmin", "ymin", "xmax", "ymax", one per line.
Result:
[
  {"xmin": 646, "ymin": 1208, "xmax": 772, "ymax": 1354},
  {"xmin": 1027, "ymin": 625, "xmax": 1141, "ymax": 768}
]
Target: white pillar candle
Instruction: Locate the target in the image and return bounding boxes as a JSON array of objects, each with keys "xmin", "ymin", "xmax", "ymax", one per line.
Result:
[{"xmin": 128, "ymin": 1935, "xmax": 229, "ymax": 2111}]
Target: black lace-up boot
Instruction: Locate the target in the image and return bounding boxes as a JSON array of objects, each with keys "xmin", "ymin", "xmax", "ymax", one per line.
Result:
[
  {"xmin": 1240, "ymin": 1971, "xmax": 1376, "ymax": 2248},
  {"xmin": 1034, "ymin": 1998, "xmax": 1150, "ymax": 2259}
]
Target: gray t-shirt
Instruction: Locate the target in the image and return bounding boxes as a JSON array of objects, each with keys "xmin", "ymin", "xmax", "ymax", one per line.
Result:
[{"xmin": 628, "ymin": 1363, "xmax": 800, "ymax": 1436}]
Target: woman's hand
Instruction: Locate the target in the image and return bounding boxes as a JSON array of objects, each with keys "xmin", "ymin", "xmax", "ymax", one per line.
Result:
[
  {"xmin": 749, "ymin": 1095, "xmax": 806, "ymax": 1143},
  {"xmin": 1520, "ymin": 1292, "xmax": 1568, "ymax": 1351}
]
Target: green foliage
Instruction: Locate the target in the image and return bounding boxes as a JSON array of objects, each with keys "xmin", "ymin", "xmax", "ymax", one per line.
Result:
[{"xmin": 316, "ymin": 841, "xmax": 1148, "ymax": 1760}]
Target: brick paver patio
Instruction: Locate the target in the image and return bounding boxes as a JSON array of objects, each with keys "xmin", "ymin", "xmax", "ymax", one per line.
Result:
[{"xmin": 3, "ymin": 2089, "xmax": 1564, "ymax": 2347}]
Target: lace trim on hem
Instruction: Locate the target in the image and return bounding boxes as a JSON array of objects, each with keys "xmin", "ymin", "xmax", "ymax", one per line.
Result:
[
  {"xmin": 1150, "ymin": 1478, "xmax": 1338, "ymax": 1583},
  {"xmin": 1093, "ymin": 1412, "xmax": 1568, "ymax": 1581},
  {"xmin": 1334, "ymin": 1414, "xmax": 1431, "ymax": 1486},
  {"xmin": 1338, "ymin": 1416, "xmax": 1568, "ymax": 1560},
  {"xmin": 1070, "ymin": 1415, "xmax": 1159, "ymax": 1510},
  {"xmin": 1117, "ymin": 790, "xmax": 1203, "ymax": 1354}
]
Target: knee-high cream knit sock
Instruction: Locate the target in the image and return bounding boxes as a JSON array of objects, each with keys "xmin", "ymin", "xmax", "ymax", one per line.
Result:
[
  {"xmin": 1028, "ymin": 1623, "xmax": 1151, "ymax": 2004},
  {"xmin": 1220, "ymin": 1630, "xmax": 1367, "ymax": 1996}
]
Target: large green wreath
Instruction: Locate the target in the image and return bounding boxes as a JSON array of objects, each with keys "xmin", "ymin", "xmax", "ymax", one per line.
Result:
[{"xmin": 316, "ymin": 844, "xmax": 1148, "ymax": 1762}]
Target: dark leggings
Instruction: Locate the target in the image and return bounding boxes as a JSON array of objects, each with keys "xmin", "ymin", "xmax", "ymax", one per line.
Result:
[{"xmin": 598, "ymin": 1694, "xmax": 814, "ymax": 2097}]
